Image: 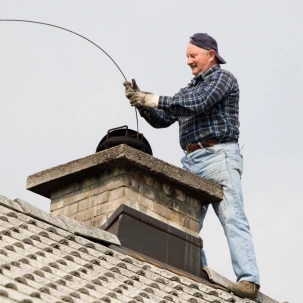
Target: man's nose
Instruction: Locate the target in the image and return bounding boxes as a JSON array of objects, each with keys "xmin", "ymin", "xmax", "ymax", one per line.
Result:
[{"xmin": 187, "ymin": 58, "xmax": 193, "ymax": 65}]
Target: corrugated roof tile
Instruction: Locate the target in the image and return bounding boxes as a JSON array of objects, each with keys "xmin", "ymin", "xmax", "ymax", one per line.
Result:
[
  {"xmin": 0, "ymin": 284, "xmax": 45, "ymax": 302},
  {"xmin": 14, "ymin": 199, "xmax": 67, "ymax": 231},
  {"xmin": 0, "ymin": 196, "xmax": 23, "ymax": 213},
  {"xmin": 0, "ymin": 197, "xmax": 279, "ymax": 303}
]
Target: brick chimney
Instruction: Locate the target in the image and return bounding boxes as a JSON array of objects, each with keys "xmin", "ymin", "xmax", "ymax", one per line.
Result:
[{"xmin": 27, "ymin": 144, "xmax": 222, "ymax": 277}]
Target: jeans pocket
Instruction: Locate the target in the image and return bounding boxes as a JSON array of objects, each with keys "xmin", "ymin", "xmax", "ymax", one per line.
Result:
[{"xmin": 226, "ymin": 151, "xmax": 243, "ymax": 176}]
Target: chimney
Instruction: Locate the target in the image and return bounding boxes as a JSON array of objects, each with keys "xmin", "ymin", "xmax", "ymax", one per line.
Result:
[{"xmin": 27, "ymin": 144, "xmax": 222, "ymax": 277}]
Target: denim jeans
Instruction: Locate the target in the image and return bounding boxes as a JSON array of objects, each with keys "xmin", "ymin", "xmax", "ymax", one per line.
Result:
[{"xmin": 181, "ymin": 143, "xmax": 260, "ymax": 285}]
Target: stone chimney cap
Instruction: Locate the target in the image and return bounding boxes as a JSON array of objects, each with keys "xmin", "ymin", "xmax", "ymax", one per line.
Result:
[{"xmin": 27, "ymin": 144, "xmax": 223, "ymax": 202}]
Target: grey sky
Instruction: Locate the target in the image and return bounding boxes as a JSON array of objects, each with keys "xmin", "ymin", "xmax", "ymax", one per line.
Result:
[{"xmin": 0, "ymin": 1, "xmax": 302, "ymax": 302}]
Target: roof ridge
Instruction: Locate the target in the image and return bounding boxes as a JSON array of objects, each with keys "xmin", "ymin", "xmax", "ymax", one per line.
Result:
[{"xmin": 0, "ymin": 195, "xmax": 120, "ymax": 246}]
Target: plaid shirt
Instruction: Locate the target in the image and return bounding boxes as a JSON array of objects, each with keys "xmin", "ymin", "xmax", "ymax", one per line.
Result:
[{"xmin": 138, "ymin": 65, "xmax": 240, "ymax": 150}]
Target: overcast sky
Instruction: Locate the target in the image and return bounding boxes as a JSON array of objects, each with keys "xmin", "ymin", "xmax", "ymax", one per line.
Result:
[{"xmin": 0, "ymin": 1, "xmax": 302, "ymax": 302}]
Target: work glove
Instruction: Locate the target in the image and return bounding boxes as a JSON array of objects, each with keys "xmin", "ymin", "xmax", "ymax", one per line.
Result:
[
  {"xmin": 123, "ymin": 79, "xmax": 140, "ymax": 93},
  {"xmin": 123, "ymin": 79, "xmax": 159, "ymax": 108}
]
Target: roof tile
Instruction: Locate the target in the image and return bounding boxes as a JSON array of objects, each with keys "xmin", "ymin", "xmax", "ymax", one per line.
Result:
[
  {"xmin": 0, "ymin": 284, "xmax": 45, "ymax": 302},
  {"xmin": 0, "ymin": 196, "xmax": 23, "ymax": 213},
  {"xmin": 0, "ymin": 197, "xmax": 279, "ymax": 303},
  {"xmin": 59, "ymin": 216, "xmax": 120, "ymax": 246}
]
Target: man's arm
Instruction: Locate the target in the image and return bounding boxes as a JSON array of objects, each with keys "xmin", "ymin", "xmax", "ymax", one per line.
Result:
[
  {"xmin": 137, "ymin": 107, "xmax": 177, "ymax": 128},
  {"xmin": 123, "ymin": 79, "xmax": 177, "ymax": 128},
  {"xmin": 159, "ymin": 70, "xmax": 235, "ymax": 116}
]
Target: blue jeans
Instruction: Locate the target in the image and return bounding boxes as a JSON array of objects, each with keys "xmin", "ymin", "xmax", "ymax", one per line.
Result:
[{"xmin": 181, "ymin": 143, "xmax": 260, "ymax": 285}]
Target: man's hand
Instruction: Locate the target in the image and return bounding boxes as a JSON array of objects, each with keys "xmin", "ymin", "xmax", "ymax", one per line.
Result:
[
  {"xmin": 123, "ymin": 79, "xmax": 140, "ymax": 93},
  {"xmin": 123, "ymin": 79, "xmax": 159, "ymax": 108},
  {"xmin": 128, "ymin": 91, "xmax": 159, "ymax": 108}
]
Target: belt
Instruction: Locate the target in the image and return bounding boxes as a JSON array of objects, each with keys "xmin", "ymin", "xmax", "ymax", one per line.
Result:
[{"xmin": 185, "ymin": 140, "xmax": 237, "ymax": 154}]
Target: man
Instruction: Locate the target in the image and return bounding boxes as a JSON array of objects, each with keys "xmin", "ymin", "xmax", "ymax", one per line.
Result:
[{"xmin": 124, "ymin": 33, "xmax": 260, "ymax": 299}]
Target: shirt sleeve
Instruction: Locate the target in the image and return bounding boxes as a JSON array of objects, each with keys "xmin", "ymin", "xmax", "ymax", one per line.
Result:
[
  {"xmin": 137, "ymin": 107, "xmax": 177, "ymax": 128},
  {"xmin": 158, "ymin": 70, "xmax": 235, "ymax": 116}
]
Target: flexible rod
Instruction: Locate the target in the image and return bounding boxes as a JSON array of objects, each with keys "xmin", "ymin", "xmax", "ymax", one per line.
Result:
[
  {"xmin": 0, "ymin": 19, "xmax": 140, "ymax": 134},
  {"xmin": 0, "ymin": 19, "xmax": 127, "ymax": 81}
]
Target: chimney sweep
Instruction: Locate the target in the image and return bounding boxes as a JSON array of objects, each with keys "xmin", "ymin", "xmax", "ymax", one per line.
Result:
[{"xmin": 124, "ymin": 32, "xmax": 261, "ymax": 299}]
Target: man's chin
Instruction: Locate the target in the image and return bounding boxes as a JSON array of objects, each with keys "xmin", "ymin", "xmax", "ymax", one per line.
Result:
[{"xmin": 191, "ymin": 68, "xmax": 199, "ymax": 76}]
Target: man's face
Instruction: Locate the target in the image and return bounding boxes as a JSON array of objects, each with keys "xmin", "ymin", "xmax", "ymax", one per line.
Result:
[{"xmin": 186, "ymin": 43, "xmax": 214, "ymax": 76}]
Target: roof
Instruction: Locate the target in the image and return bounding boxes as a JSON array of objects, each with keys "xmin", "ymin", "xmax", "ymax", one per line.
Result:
[{"xmin": 0, "ymin": 194, "xmax": 279, "ymax": 303}]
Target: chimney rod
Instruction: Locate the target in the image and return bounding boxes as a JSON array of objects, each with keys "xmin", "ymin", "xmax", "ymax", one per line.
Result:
[{"xmin": 0, "ymin": 19, "xmax": 140, "ymax": 134}]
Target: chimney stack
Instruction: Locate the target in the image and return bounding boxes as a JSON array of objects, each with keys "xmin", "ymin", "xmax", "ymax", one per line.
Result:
[{"xmin": 27, "ymin": 144, "xmax": 222, "ymax": 276}]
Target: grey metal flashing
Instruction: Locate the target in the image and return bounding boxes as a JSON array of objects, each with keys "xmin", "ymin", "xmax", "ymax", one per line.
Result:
[
  {"xmin": 26, "ymin": 144, "xmax": 223, "ymax": 202},
  {"xmin": 102, "ymin": 204, "xmax": 201, "ymax": 276},
  {"xmin": 110, "ymin": 244, "xmax": 217, "ymax": 288},
  {"xmin": 102, "ymin": 204, "xmax": 202, "ymax": 247}
]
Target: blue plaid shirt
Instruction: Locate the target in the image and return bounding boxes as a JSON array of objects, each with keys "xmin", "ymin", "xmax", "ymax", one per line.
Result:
[{"xmin": 138, "ymin": 65, "xmax": 240, "ymax": 150}]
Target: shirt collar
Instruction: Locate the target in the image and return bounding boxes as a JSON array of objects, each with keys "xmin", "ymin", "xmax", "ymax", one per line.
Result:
[{"xmin": 190, "ymin": 64, "xmax": 221, "ymax": 85}]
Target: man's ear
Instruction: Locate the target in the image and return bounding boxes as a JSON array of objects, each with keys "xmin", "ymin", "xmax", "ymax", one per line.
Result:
[{"xmin": 208, "ymin": 50, "xmax": 217, "ymax": 62}]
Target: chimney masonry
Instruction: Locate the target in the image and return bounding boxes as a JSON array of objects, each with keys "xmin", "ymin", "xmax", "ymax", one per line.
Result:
[{"xmin": 27, "ymin": 144, "xmax": 223, "ymax": 275}]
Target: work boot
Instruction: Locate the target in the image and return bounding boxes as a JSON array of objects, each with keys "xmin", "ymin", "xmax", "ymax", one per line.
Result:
[{"xmin": 228, "ymin": 281, "xmax": 260, "ymax": 299}]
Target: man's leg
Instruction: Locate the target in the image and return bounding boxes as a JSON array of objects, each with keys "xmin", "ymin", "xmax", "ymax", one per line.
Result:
[
  {"xmin": 182, "ymin": 143, "xmax": 260, "ymax": 286},
  {"xmin": 211, "ymin": 143, "xmax": 260, "ymax": 286},
  {"xmin": 200, "ymin": 204, "xmax": 209, "ymax": 266},
  {"xmin": 181, "ymin": 155, "xmax": 209, "ymax": 266}
]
